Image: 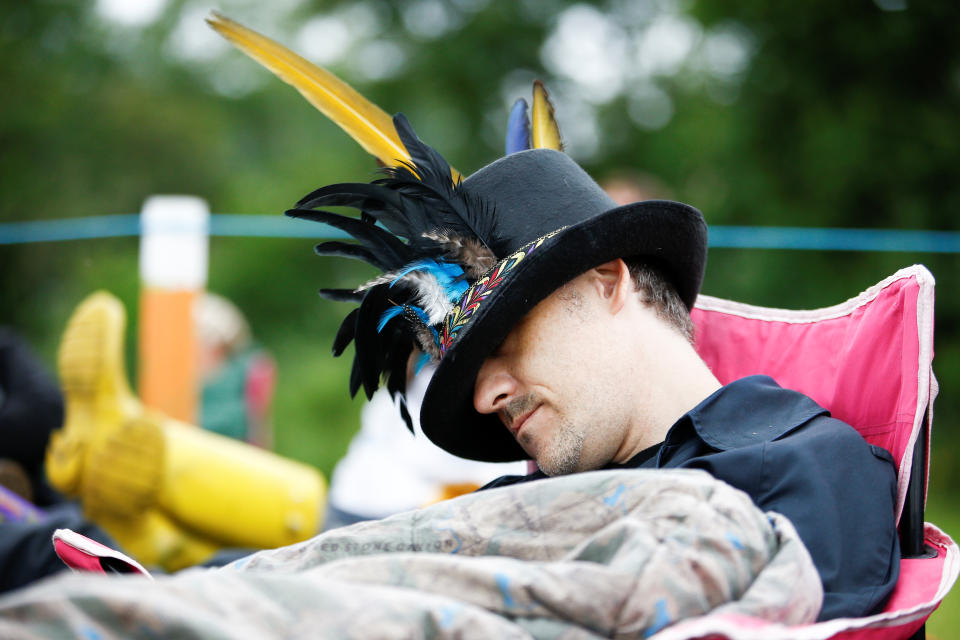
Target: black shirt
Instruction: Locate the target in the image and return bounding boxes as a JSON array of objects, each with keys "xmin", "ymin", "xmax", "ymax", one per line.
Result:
[{"xmin": 481, "ymin": 375, "xmax": 900, "ymax": 621}]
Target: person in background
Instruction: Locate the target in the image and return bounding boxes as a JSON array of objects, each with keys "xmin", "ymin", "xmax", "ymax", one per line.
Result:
[
  {"xmin": 196, "ymin": 293, "xmax": 275, "ymax": 449},
  {"xmin": 0, "ymin": 327, "xmax": 118, "ymax": 592},
  {"xmin": 324, "ymin": 362, "xmax": 527, "ymax": 530}
]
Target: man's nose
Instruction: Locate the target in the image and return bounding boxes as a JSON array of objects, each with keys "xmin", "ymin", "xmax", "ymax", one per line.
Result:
[{"xmin": 473, "ymin": 358, "xmax": 517, "ymax": 416}]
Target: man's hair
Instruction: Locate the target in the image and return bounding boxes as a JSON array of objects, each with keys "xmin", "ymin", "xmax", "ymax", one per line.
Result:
[{"xmin": 624, "ymin": 259, "xmax": 694, "ymax": 344}]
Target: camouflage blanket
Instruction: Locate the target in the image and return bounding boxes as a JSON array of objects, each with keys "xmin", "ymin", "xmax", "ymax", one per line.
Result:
[{"xmin": 0, "ymin": 469, "xmax": 821, "ymax": 639}]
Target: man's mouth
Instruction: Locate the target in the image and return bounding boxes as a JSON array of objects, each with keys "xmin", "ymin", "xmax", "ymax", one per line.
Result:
[
  {"xmin": 500, "ymin": 393, "xmax": 542, "ymax": 437},
  {"xmin": 508, "ymin": 404, "xmax": 540, "ymax": 436}
]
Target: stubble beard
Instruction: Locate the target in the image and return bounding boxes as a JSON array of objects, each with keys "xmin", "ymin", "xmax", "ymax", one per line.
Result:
[
  {"xmin": 505, "ymin": 393, "xmax": 585, "ymax": 476},
  {"xmin": 529, "ymin": 416, "xmax": 585, "ymax": 476}
]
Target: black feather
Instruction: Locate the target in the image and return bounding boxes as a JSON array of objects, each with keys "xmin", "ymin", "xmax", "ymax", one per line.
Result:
[
  {"xmin": 291, "ymin": 115, "xmax": 503, "ymax": 406},
  {"xmin": 348, "ymin": 358, "xmax": 362, "ymax": 398},
  {"xmin": 382, "ymin": 321, "xmax": 413, "ymax": 380},
  {"xmin": 314, "ymin": 241, "xmax": 385, "ymax": 269},
  {"xmin": 393, "ymin": 115, "xmax": 458, "ymax": 189},
  {"xmin": 319, "ymin": 289, "xmax": 363, "ymax": 303},
  {"xmin": 387, "ymin": 114, "xmax": 503, "ymax": 251},
  {"xmin": 384, "ymin": 340, "xmax": 412, "ymax": 398},
  {"xmin": 355, "ymin": 285, "xmax": 393, "ymax": 399},
  {"xmin": 296, "ymin": 182, "xmax": 403, "ymax": 214},
  {"xmin": 292, "ymin": 116, "xmax": 501, "ymax": 258},
  {"xmin": 384, "ymin": 329, "xmax": 412, "ymax": 383},
  {"xmin": 287, "ymin": 208, "xmax": 414, "ymax": 268},
  {"xmin": 332, "ymin": 308, "xmax": 359, "ymax": 357},
  {"xmin": 314, "ymin": 183, "xmax": 438, "ymax": 250},
  {"xmin": 293, "ymin": 184, "xmax": 431, "ymax": 248},
  {"xmin": 397, "ymin": 396, "xmax": 414, "ymax": 434},
  {"xmin": 383, "ymin": 339, "xmax": 415, "ymax": 434}
]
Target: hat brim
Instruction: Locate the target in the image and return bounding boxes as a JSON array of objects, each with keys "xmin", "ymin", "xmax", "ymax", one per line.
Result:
[{"xmin": 420, "ymin": 199, "xmax": 707, "ymax": 462}]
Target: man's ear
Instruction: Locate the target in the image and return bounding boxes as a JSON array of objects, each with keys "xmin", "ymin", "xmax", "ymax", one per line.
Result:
[{"xmin": 590, "ymin": 259, "xmax": 632, "ymax": 314}]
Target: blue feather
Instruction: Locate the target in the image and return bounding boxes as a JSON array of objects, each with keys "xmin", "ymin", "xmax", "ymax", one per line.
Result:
[
  {"xmin": 413, "ymin": 351, "xmax": 431, "ymax": 374},
  {"xmin": 377, "ymin": 302, "xmax": 437, "ymax": 337},
  {"xmin": 392, "ymin": 259, "xmax": 469, "ymax": 301},
  {"xmin": 377, "ymin": 306, "xmax": 404, "ymax": 333},
  {"xmin": 392, "ymin": 258, "xmax": 462, "ymax": 282},
  {"xmin": 445, "ymin": 276, "xmax": 470, "ymax": 300},
  {"xmin": 505, "ymin": 98, "xmax": 530, "ymax": 154}
]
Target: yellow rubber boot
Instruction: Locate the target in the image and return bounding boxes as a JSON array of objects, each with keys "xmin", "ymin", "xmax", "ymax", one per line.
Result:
[
  {"xmin": 46, "ymin": 291, "xmax": 140, "ymax": 496},
  {"xmin": 156, "ymin": 420, "xmax": 325, "ymax": 549},
  {"xmin": 47, "ymin": 291, "xmax": 327, "ymax": 570},
  {"xmin": 75, "ymin": 413, "xmax": 223, "ymax": 571},
  {"xmin": 94, "ymin": 508, "xmax": 223, "ymax": 573}
]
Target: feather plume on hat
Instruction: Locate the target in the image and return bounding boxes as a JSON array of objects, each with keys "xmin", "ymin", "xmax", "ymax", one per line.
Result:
[
  {"xmin": 288, "ymin": 114, "xmax": 502, "ymax": 429},
  {"xmin": 208, "ymin": 12, "xmax": 568, "ymax": 430}
]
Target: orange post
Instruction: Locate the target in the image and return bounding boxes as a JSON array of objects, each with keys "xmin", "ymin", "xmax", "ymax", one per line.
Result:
[
  {"xmin": 138, "ymin": 289, "xmax": 199, "ymax": 423},
  {"xmin": 138, "ymin": 196, "xmax": 209, "ymax": 424}
]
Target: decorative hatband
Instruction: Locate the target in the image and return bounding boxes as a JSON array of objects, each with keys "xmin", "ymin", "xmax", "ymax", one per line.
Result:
[{"xmin": 438, "ymin": 227, "xmax": 565, "ymax": 355}]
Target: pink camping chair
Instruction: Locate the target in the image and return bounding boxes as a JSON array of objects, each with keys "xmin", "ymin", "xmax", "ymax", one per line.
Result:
[
  {"xmin": 49, "ymin": 265, "xmax": 957, "ymax": 638},
  {"xmin": 657, "ymin": 265, "xmax": 958, "ymax": 640}
]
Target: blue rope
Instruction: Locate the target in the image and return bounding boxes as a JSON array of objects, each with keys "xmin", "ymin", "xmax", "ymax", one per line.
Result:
[
  {"xmin": 709, "ymin": 225, "xmax": 960, "ymax": 253},
  {"xmin": 0, "ymin": 215, "xmax": 349, "ymax": 245},
  {"xmin": 1, "ymin": 214, "xmax": 958, "ymax": 253},
  {"xmin": 0, "ymin": 215, "xmax": 142, "ymax": 244},
  {"xmin": 210, "ymin": 214, "xmax": 346, "ymax": 239}
]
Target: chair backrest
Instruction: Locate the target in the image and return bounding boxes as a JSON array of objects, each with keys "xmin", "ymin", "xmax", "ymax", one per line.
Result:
[{"xmin": 690, "ymin": 265, "xmax": 936, "ymax": 524}]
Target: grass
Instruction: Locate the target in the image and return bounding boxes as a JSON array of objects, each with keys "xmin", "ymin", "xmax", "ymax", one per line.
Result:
[{"xmin": 922, "ymin": 492, "xmax": 960, "ymax": 639}]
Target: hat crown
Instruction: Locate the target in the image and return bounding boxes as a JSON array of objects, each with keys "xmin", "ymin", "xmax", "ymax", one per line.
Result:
[{"xmin": 461, "ymin": 149, "xmax": 618, "ymax": 257}]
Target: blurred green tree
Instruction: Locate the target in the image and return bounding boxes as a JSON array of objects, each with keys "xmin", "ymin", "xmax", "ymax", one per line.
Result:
[{"xmin": 1, "ymin": 0, "xmax": 957, "ymax": 499}]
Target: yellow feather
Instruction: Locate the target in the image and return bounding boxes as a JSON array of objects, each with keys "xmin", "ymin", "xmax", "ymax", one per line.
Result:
[
  {"xmin": 206, "ymin": 12, "xmax": 410, "ymax": 168},
  {"xmin": 531, "ymin": 80, "xmax": 563, "ymax": 151}
]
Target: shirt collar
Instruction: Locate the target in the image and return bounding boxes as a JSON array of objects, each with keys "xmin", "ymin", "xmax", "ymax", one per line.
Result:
[{"xmin": 667, "ymin": 375, "xmax": 829, "ymax": 451}]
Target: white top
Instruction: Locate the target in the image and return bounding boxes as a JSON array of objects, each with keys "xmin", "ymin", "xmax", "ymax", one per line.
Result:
[{"xmin": 328, "ymin": 363, "xmax": 528, "ymax": 517}]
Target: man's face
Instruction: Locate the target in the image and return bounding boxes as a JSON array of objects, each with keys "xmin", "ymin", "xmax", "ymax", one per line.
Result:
[{"xmin": 472, "ymin": 272, "xmax": 634, "ymax": 475}]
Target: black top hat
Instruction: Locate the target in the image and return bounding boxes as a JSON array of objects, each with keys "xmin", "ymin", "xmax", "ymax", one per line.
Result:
[{"xmin": 290, "ymin": 115, "xmax": 707, "ymax": 462}]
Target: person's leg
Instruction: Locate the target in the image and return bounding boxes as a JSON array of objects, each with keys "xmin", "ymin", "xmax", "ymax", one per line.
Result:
[
  {"xmin": 0, "ymin": 499, "xmax": 117, "ymax": 593},
  {"xmin": 0, "ymin": 327, "xmax": 66, "ymax": 507}
]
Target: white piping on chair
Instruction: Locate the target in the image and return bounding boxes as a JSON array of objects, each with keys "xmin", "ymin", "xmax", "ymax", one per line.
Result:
[
  {"xmin": 694, "ymin": 265, "xmax": 936, "ymax": 525},
  {"xmin": 908, "ymin": 265, "xmax": 936, "ymax": 524},
  {"xmin": 694, "ymin": 264, "xmax": 934, "ymax": 324}
]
